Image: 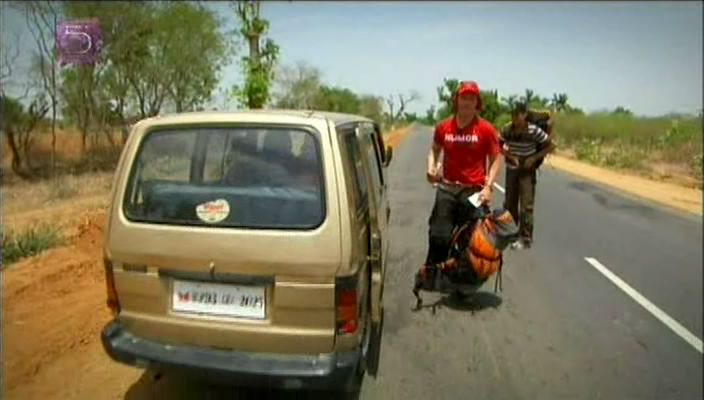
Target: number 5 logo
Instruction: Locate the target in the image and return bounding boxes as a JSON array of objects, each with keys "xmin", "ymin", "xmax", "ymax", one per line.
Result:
[{"xmin": 63, "ymin": 24, "xmax": 92, "ymax": 54}]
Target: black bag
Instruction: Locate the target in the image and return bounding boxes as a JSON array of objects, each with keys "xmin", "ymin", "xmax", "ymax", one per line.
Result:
[{"xmin": 526, "ymin": 109, "xmax": 553, "ymax": 169}]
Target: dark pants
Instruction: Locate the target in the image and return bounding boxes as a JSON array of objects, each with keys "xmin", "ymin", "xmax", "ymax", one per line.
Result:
[
  {"xmin": 424, "ymin": 186, "xmax": 481, "ymax": 266},
  {"xmin": 504, "ymin": 167, "xmax": 537, "ymax": 242}
]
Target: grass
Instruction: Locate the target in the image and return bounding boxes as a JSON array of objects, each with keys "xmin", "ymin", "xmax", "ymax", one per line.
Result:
[
  {"xmin": 549, "ymin": 112, "xmax": 703, "ymax": 186},
  {"xmin": 2, "ymin": 224, "xmax": 65, "ymax": 266}
]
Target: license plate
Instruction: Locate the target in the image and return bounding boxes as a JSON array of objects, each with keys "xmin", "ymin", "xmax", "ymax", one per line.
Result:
[{"xmin": 171, "ymin": 280, "xmax": 266, "ymax": 320}]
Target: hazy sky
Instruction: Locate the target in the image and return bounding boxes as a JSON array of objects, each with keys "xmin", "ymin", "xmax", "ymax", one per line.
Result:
[{"xmin": 2, "ymin": 1, "xmax": 702, "ymax": 117}]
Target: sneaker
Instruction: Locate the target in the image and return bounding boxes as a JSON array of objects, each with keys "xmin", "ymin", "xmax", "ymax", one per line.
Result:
[
  {"xmin": 523, "ymin": 239, "xmax": 532, "ymax": 249},
  {"xmin": 511, "ymin": 240, "xmax": 523, "ymax": 250}
]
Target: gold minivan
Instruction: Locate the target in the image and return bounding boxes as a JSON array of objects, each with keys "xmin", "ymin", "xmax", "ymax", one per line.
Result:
[{"xmin": 100, "ymin": 110, "xmax": 392, "ymax": 394}]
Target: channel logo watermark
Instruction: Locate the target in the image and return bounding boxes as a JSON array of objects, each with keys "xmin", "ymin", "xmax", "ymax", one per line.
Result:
[{"xmin": 56, "ymin": 19, "xmax": 103, "ymax": 65}]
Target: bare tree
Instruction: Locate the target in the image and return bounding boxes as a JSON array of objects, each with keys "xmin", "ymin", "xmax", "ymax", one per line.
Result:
[
  {"xmin": 1, "ymin": 32, "xmax": 21, "ymax": 95},
  {"xmin": 20, "ymin": 1, "xmax": 61, "ymax": 173},
  {"xmin": 385, "ymin": 91, "xmax": 420, "ymax": 128}
]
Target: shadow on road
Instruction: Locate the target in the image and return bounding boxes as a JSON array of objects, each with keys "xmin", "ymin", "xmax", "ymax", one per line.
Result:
[
  {"xmin": 567, "ymin": 181, "xmax": 656, "ymax": 217},
  {"xmin": 413, "ymin": 291, "xmax": 503, "ymax": 315},
  {"xmin": 124, "ymin": 369, "xmax": 359, "ymax": 400}
]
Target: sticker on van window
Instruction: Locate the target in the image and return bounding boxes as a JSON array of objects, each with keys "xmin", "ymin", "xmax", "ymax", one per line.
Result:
[{"xmin": 195, "ymin": 199, "xmax": 230, "ymax": 223}]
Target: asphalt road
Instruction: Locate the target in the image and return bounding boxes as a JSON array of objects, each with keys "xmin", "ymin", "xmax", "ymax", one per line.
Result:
[{"xmin": 128, "ymin": 123, "xmax": 702, "ymax": 399}]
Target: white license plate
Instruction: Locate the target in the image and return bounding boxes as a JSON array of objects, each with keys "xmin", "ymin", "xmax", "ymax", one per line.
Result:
[{"xmin": 171, "ymin": 280, "xmax": 266, "ymax": 320}]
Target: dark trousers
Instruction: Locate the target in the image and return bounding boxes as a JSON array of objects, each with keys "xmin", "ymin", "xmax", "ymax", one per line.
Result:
[
  {"xmin": 424, "ymin": 186, "xmax": 481, "ymax": 266},
  {"xmin": 504, "ymin": 167, "xmax": 537, "ymax": 242}
]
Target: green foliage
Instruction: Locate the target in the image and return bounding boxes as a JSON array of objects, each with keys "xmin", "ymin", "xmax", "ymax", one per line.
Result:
[
  {"xmin": 358, "ymin": 95, "xmax": 384, "ymax": 122},
  {"xmin": 433, "ymin": 78, "xmax": 506, "ymax": 124},
  {"xmin": 1, "ymin": 95, "xmax": 25, "ymax": 129},
  {"xmin": 1, "ymin": 93, "xmax": 50, "ymax": 172},
  {"xmin": 272, "ymin": 61, "xmax": 323, "ymax": 109},
  {"xmin": 478, "ymin": 89, "xmax": 505, "ymax": 124},
  {"xmin": 2, "ymin": 224, "xmax": 64, "ymax": 265},
  {"xmin": 271, "ymin": 61, "xmax": 384, "ymax": 122},
  {"xmin": 403, "ymin": 112, "xmax": 418, "ymax": 123},
  {"xmin": 423, "ymin": 105, "xmax": 436, "ymax": 125},
  {"xmin": 313, "ymin": 85, "xmax": 360, "ymax": 114},
  {"xmin": 551, "ymin": 93, "xmax": 569, "ymax": 112},
  {"xmin": 159, "ymin": 2, "xmax": 230, "ymax": 112},
  {"xmin": 573, "ymin": 137, "xmax": 603, "ymax": 163},
  {"xmin": 232, "ymin": 0, "xmax": 280, "ymax": 109},
  {"xmin": 613, "ymin": 106, "xmax": 633, "ymax": 116},
  {"xmin": 61, "ymin": 1, "xmax": 230, "ymax": 121}
]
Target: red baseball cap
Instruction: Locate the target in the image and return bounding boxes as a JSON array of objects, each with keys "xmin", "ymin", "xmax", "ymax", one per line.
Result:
[{"xmin": 456, "ymin": 80, "xmax": 483, "ymax": 111}]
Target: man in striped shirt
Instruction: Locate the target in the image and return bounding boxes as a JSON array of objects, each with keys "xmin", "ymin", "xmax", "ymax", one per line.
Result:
[{"xmin": 499, "ymin": 102, "xmax": 556, "ymax": 249}]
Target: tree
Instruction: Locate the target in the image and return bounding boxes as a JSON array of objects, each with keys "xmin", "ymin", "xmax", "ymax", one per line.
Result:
[
  {"xmin": 231, "ymin": 0, "xmax": 280, "ymax": 109},
  {"xmin": 523, "ymin": 88, "xmax": 535, "ymax": 105},
  {"xmin": 313, "ymin": 85, "xmax": 360, "ymax": 114},
  {"xmin": 159, "ymin": 2, "xmax": 230, "ymax": 112},
  {"xmin": 272, "ymin": 61, "xmax": 323, "ymax": 109},
  {"xmin": 385, "ymin": 91, "xmax": 420, "ymax": 128},
  {"xmin": 613, "ymin": 106, "xmax": 633, "ymax": 116},
  {"xmin": 402, "ymin": 112, "xmax": 418, "ymax": 123},
  {"xmin": 424, "ymin": 105, "xmax": 436, "ymax": 125},
  {"xmin": 60, "ymin": 63, "xmax": 105, "ymax": 151},
  {"xmin": 435, "ymin": 78, "xmax": 460, "ymax": 120},
  {"xmin": 551, "ymin": 93, "xmax": 569, "ymax": 112},
  {"xmin": 478, "ymin": 89, "xmax": 505, "ymax": 124},
  {"xmin": 1, "ymin": 95, "xmax": 49, "ymax": 178},
  {"xmin": 17, "ymin": 1, "xmax": 61, "ymax": 172},
  {"xmin": 501, "ymin": 94, "xmax": 519, "ymax": 111},
  {"xmin": 59, "ymin": 1, "xmax": 230, "ymax": 148},
  {"xmin": 358, "ymin": 94, "xmax": 384, "ymax": 122},
  {"xmin": 0, "ymin": 30, "xmax": 23, "ymax": 97},
  {"xmin": 434, "ymin": 78, "xmax": 503, "ymax": 123}
]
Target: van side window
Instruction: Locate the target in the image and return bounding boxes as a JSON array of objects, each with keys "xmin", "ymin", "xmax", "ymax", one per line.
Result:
[{"xmin": 342, "ymin": 131, "xmax": 368, "ymax": 209}]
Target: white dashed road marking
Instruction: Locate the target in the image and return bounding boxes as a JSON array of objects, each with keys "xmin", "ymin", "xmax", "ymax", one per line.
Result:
[{"xmin": 585, "ymin": 257, "xmax": 703, "ymax": 353}]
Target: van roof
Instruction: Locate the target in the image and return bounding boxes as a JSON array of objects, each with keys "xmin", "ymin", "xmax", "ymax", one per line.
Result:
[{"xmin": 140, "ymin": 109, "xmax": 374, "ymax": 128}]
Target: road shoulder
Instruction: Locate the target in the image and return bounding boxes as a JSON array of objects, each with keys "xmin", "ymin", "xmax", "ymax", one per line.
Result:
[{"xmin": 545, "ymin": 155, "xmax": 702, "ymax": 217}]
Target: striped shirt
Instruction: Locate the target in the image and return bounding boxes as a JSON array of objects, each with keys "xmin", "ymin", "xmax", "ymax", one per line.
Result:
[{"xmin": 500, "ymin": 123, "xmax": 549, "ymax": 157}]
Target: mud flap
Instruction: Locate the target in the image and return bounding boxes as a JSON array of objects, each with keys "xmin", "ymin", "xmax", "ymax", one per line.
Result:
[
  {"xmin": 370, "ymin": 270, "xmax": 382, "ymax": 323},
  {"xmin": 366, "ymin": 306, "xmax": 384, "ymax": 378}
]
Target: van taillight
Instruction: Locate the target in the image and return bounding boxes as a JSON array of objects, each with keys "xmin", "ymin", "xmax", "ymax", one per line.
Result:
[
  {"xmin": 336, "ymin": 276, "xmax": 358, "ymax": 335},
  {"xmin": 103, "ymin": 258, "xmax": 120, "ymax": 316}
]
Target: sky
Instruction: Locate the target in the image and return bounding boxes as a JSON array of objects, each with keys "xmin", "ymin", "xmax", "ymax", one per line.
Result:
[{"xmin": 2, "ymin": 1, "xmax": 702, "ymax": 117}]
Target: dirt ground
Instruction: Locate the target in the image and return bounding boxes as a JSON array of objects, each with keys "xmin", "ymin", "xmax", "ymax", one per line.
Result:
[{"xmin": 0, "ymin": 123, "xmax": 699, "ymax": 399}]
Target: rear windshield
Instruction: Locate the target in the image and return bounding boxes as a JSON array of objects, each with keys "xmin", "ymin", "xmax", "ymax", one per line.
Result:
[{"xmin": 123, "ymin": 126, "xmax": 325, "ymax": 230}]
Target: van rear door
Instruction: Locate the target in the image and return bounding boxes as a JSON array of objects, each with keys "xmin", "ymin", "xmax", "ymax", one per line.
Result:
[{"xmin": 107, "ymin": 121, "xmax": 341, "ymax": 354}]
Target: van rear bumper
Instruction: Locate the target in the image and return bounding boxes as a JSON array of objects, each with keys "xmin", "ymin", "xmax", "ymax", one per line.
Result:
[{"xmin": 101, "ymin": 320, "xmax": 359, "ymax": 390}]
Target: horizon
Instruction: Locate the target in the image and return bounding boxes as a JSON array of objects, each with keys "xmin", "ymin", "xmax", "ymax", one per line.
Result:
[{"xmin": 1, "ymin": 1, "xmax": 702, "ymax": 118}]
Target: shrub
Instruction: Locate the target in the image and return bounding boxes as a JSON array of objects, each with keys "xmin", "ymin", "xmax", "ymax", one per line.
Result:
[{"xmin": 1, "ymin": 224, "xmax": 64, "ymax": 266}]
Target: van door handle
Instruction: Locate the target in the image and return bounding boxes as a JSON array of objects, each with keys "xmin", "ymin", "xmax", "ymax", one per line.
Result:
[{"xmin": 386, "ymin": 206, "xmax": 390, "ymax": 220}]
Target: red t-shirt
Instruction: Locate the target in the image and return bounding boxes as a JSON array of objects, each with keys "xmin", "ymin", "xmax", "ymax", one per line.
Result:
[{"xmin": 433, "ymin": 116, "xmax": 501, "ymax": 186}]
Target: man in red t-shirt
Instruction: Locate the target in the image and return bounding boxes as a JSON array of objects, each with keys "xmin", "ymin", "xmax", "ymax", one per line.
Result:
[{"xmin": 424, "ymin": 81, "xmax": 503, "ymax": 266}]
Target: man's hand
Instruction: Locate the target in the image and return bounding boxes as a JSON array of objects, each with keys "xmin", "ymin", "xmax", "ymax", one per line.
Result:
[
  {"xmin": 522, "ymin": 155, "xmax": 539, "ymax": 170},
  {"xmin": 426, "ymin": 166, "xmax": 441, "ymax": 183},
  {"xmin": 505, "ymin": 154, "xmax": 520, "ymax": 168},
  {"xmin": 478, "ymin": 185, "xmax": 492, "ymax": 204}
]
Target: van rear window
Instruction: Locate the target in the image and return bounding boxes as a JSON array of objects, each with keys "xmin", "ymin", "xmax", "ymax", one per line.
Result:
[{"xmin": 123, "ymin": 126, "xmax": 325, "ymax": 230}]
